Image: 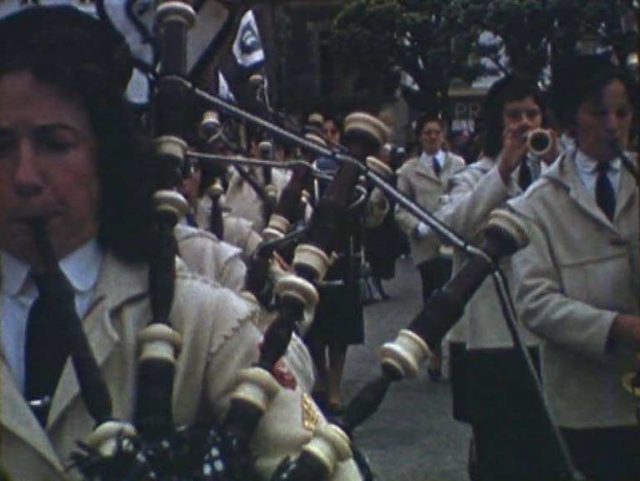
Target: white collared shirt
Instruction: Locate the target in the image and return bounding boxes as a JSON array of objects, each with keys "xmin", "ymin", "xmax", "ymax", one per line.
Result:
[
  {"xmin": 0, "ymin": 240, "xmax": 103, "ymax": 392},
  {"xmin": 419, "ymin": 149, "xmax": 446, "ymax": 172},
  {"xmin": 573, "ymin": 148, "xmax": 622, "ymax": 200}
]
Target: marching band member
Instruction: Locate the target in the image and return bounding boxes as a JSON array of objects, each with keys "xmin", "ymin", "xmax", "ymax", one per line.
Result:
[
  {"xmin": 177, "ymin": 156, "xmax": 317, "ymax": 396},
  {"xmin": 510, "ymin": 55, "xmax": 639, "ymax": 481},
  {"xmin": 395, "ymin": 114, "xmax": 466, "ymax": 305},
  {"xmin": 0, "ymin": 7, "xmax": 361, "ymax": 480},
  {"xmin": 436, "ymin": 75, "xmax": 559, "ymax": 480},
  {"xmin": 304, "ymin": 114, "xmax": 386, "ymax": 415},
  {"xmin": 394, "ymin": 114, "xmax": 466, "ymax": 380}
]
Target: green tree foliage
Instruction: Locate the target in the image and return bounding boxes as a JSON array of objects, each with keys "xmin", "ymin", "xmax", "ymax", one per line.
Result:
[
  {"xmin": 478, "ymin": 0, "xmax": 636, "ymax": 77},
  {"xmin": 331, "ymin": 0, "xmax": 637, "ymax": 110},
  {"xmin": 331, "ymin": 0, "xmax": 482, "ymax": 113}
]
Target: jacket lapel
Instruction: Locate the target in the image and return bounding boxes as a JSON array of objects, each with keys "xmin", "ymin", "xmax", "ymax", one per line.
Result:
[
  {"xmin": 414, "ymin": 156, "xmax": 441, "ymax": 184},
  {"xmin": 46, "ymin": 296, "xmax": 118, "ymax": 426},
  {"xmin": 0, "ymin": 259, "xmax": 63, "ymax": 471},
  {"xmin": 0, "ymin": 251, "xmax": 147, "ymax": 470},
  {"xmin": 441, "ymin": 153, "xmax": 457, "ymax": 178},
  {"xmin": 47, "ymin": 253, "xmax": 148, "ymax": 428},
  {"xmin": 545, "ymin": 153, "xmax": 620, "ymax": 232},
  {"xmin": 0, "ymin": 356, "xmax": 64, "ymax": 472}
]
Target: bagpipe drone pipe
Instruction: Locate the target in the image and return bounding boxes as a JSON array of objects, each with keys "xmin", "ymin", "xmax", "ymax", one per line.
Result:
[{"xmin": 193, "ymin": 109, "xmax": 393, "ymax": 480}]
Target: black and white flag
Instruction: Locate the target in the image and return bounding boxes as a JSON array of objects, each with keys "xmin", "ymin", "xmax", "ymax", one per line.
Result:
[
  {"xmin": 232, "ymin": 9, "xmax": 264, "ymax": 69},
  {"xmin": 217, "ymin": 71, "xmax": 236, "ymax": 103},
  {"xmin": 215, "ymin": 7, "xmax": 267, "ymax": 113}
]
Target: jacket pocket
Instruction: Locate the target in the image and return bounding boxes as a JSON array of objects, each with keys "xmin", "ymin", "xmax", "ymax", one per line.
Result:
[{"xmin": 558, "ymin": 250, "xmax": 635, "ymax": 312}]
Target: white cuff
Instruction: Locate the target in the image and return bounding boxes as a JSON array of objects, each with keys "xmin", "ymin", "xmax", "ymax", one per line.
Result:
[{"xmin": 415, "ymin": 222, "xmax": 430, "ymax": 238}]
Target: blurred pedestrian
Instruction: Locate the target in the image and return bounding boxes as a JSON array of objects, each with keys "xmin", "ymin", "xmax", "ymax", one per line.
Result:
[{"xmin": 395, "ymin": 114, "xmax": 466, "ymax": 380}]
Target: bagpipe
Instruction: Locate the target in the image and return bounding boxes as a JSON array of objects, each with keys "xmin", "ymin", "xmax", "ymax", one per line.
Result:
[
  {"xmin": 16, "ymin": 1, "xmax": 379, "ymax": 480},
  {"xmin": 16, "ymin": 1, "xmax": 588, "ymax": 480},
  {"xmin": 182, "ymin": 99, "xmax": 588, "ymax": 480}
]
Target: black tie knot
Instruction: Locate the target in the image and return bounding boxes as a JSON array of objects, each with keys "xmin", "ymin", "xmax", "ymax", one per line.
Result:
[
  {"xmin": 30, "ymin": 271, "xmax": 47, "ymax": 293},
  {"xmin": 596, "ymin": 162, "xmax": 610, "ymax": 174},
  {"xmin": 432, "ymin": 156, "xmax": 441, "ymax": 177},
  {"xmin": 518, "ymin": 160, "xmax": 533, "ymax": 191}
]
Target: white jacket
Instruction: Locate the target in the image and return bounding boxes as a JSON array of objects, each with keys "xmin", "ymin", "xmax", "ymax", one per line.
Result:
[
  {"xmin": 510, "ymin": 150, "xmax": 639, "ymax": 428},
  {"xmin": 437, "ymin": 156, "xmax": 539, "ymax": 349}
]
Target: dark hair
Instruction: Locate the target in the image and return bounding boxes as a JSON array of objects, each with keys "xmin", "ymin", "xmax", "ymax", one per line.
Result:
[
  {"xmin": 481, "ymin": 75, "xmax": 545, "ymax": 158},
  {"xmin": 414, "ymin": 114, "xmax": 446, "ymax": 139},
  {"xmin": 0, "ymin": 7, "xmax": 155, "ymax": 263},
  {"xmin": 550, "ymin": 54, "xmax": 637, "ymax": 130}
]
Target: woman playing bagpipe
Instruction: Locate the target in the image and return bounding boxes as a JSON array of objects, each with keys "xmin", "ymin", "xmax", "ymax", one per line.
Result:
[{"xmin": 0, "ymin": 5, "xmax": 362, "ymax": 480}]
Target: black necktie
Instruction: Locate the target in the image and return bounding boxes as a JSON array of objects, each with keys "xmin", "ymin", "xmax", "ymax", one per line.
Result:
[
  {"xmin": 595, "ymin": 162, "xmax": 616, "ymax": 221},
  {"xmin": 432, "ymin": 156, "xmax": 441, "ymax": 177},
  {"xmin": 518, "ymin": 160, "xmax": 532, "ymax": 191},
  {"xmin": 25, "ymin": 272, "xmax": 72, "ymax": 425}
]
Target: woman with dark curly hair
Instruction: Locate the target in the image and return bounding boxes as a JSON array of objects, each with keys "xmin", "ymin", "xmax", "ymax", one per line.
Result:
[{"xmin": 0, "ymin": 6, "xmax": 362, "ymax": 481}]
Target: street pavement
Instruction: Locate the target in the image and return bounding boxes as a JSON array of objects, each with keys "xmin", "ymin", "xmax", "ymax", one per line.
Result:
[{"xmin": 341, "ymin": 257, "xmax": 471, "ymax": 481}]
